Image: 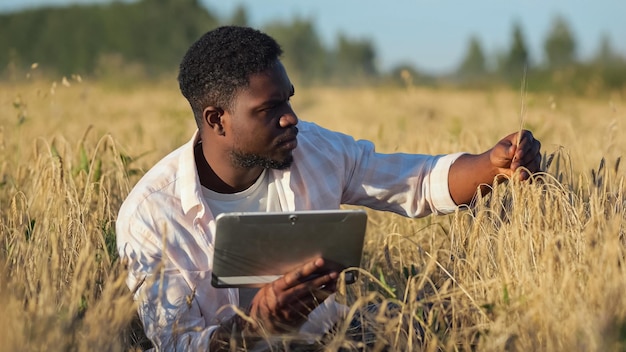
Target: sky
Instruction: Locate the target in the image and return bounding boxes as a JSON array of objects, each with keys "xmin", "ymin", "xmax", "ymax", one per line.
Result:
[{"xmin": 1, "ymin": 0, "xmax": 625, "ymax": 74}]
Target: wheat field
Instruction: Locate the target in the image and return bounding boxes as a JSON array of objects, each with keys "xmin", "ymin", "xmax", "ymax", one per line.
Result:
[{"xmin": 0, "ymin": 76, "xmax": 624, "ymax": 351}]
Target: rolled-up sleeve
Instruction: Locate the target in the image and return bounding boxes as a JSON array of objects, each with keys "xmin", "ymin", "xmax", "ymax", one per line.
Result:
[{"xmin": 426, "ymin": 152, "xmax": 466, "ymax": 214}]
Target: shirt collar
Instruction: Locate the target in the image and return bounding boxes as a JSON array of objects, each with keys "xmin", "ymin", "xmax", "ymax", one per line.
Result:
[
  {"xmin": 177, "ymin": 129, "xmax": 297, "ymax": 214},
  {"xmin": 179, "ymin": 130, "xmax": 203, "ymax": 215}
]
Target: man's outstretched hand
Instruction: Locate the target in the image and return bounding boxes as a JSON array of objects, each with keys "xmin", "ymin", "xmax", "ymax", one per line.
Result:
[
  {"xmin": 449, "ymin": 129, "xmax": 542, "ymax": 205},
  {"xmin": 490, "ymin": 130, "xmax": 542, "ymax": 181}
]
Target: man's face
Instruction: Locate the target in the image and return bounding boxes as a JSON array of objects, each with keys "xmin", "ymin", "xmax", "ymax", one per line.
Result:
[{"xmin": 224, "ymin": 61, "xmax": 299, "ymax": 170}]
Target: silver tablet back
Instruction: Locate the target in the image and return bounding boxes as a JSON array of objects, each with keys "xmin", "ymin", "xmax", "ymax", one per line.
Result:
[{"xmin": 211, "ymin": 209, "xmax": 367, "ymax": 288}]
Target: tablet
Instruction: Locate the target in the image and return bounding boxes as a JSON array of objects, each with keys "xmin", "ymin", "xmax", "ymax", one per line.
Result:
[{"xmin": 211, "ymin": 209, "xmax": 367, "ymax": 288}]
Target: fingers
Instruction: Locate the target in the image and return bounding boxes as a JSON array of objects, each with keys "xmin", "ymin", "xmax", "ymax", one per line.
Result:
[
  {"xmin": 271, "ymin": 284, "xmax": 332, "ymax": 321},
  {"xmin": 276, "ymin": 257, "xmax": 340, "ymax": 291},
  {"xmin": 278, "ymin": 271, "xmax": 338, "ymax": 305},
  {"xmin": 247, "ymin": 257, "xmax": 341, "ymax": 333},
  {"xmin": 250, "ymin": 280, "xmax": 336, "ymax": 332},
  {"xmin": 275, "ymin": 262, "xmax": 338, "ymax": 308},
  {"xmin": 510, "ymin": 130, "xmax": 541, "ymax": 179},
  {"xmin": 280, "ymin": 257, "xmax": 324, "ymax": 288}
]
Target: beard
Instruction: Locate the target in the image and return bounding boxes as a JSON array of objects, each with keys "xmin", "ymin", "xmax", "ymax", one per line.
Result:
[
  {"xmin": 230, "ymin": 127, "xmax": 298, "ymax": 170},
  {"xmin": 230, "ymin": 150, "xmax": 294, "ymax": 170}
]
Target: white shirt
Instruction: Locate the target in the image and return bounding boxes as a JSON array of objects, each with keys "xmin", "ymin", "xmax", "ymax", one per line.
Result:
[
  {"xmin": 202, "ymin": 168, "xmax": 273, "ymax": 310},
  {"xmin": 201, "ymin": 168, "xmax": 281, "ymax": 216},
  {"xmin": 116, "ymin": 120, "xmax": 464, "ymax": 350}
]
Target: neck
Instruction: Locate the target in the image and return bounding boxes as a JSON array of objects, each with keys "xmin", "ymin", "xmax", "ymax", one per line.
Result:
[{"xmin": 194, "ymin": 143, "xmax": 262, "ymax": 193}]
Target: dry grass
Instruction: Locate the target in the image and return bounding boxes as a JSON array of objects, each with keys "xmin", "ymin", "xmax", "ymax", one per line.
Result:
[{"xmin": 0, "ymin": 76, "xmax": 624, "ymax": 351}]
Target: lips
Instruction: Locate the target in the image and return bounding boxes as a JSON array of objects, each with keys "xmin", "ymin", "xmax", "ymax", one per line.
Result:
[
  {"xmin": 277, "ymin": 135, "xmax": 298, "ymax": 149},
  {"xmin": 276, "ymin": 127, "xmax": 298, "ymax": 145},
  {"xmin": 276, "ymin": 131, "xmax": 298, "ymax": 149}
]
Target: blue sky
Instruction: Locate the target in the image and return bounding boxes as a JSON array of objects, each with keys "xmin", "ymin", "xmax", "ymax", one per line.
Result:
[{"xmin": 2, "ymin": 0, "xmax": 625, "ymax": 73}]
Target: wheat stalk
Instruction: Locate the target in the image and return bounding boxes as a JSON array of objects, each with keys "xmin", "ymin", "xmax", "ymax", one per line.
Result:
[{"xmin": 514, "ymin": 65, "xmax": 528, "ymax": 164}]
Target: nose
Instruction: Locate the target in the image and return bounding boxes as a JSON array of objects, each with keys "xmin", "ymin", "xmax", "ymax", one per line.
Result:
[{"xmin": 279, "ymin": 109, "xmax": 298, "ymax": 128}]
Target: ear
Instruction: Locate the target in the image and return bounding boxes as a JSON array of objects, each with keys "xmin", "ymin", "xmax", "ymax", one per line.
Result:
[{"xmin": 202, "ymin": 106, "xmax": 225, "ymax": 136}]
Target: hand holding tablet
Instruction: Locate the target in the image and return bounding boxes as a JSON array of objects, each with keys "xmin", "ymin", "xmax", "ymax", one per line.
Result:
[
  {"xmin": 211, "ymin": 210, "xmax": 367, "ymax": 288},
  {"xmin": 246, "ymin": 257, "xmax": 341, "ymax": 333}
]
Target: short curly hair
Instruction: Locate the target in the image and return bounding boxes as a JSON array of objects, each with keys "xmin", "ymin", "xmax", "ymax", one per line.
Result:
[{"xmin": 178, "ymin": 26, "xmax": 283, "ymax": 128}]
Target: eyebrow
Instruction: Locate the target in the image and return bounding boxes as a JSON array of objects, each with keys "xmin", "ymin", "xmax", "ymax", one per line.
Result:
[{"xmin": 257, "ymin": 85, "xmax": 295, "ymax": 109}]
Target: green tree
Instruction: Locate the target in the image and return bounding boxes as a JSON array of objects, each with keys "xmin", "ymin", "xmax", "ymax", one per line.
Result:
[
  {"xmin": 593, "ymin": 33, "xmax": 620, "ymax": 67},
  {"xmin": 543, "ymin": 15, "xmax": 577, "ymax": 69},
  {"xmin": 333, "ymin": 33, "xmax": 377, "ymax": 83},
  {"xmin": 263, "ymin": 18, "xmax": 329, "ymax": 85},
  {"xmin": 500, "ymin": 21, "xmax": 530, "ymax": 80},
  {"xmin": 457, "ymin": 35, "xmax": 487, "ymax": 78},
  {"xmin": 122, "ymin": 0, "xmax": 218, "ymax": 73},
  {"xmin": 0, "ymin": 0, "xmax": 218, "ymax": 77},
  {"xmin": 228, "ymin": 4, "xmax": 248, "ymax": 27},
  {"xmin": 592, "ymin": 33, "xmax": 626, "ymax": 90}
]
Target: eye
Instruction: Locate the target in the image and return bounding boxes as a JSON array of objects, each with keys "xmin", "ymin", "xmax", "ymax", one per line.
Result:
[
  {"xmin": 268, "ymin": 100, "xmax": 289, "ymax": 111},
  {"xmin": 265, "ymin": 104, "xmax": 280, "ymax": 112}
]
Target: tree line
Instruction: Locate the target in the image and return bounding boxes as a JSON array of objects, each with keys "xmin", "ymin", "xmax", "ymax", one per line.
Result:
[
  {"xmin": 0, "ymin": 0, "xmax": 378, "ymax": 86},
  {"xmin": 1, "ymin": 0, "xmax": 625, "ymax": 93},
  {"xmin": 455, "ymin": 17, "xmax": 626, "ymax": 94}
]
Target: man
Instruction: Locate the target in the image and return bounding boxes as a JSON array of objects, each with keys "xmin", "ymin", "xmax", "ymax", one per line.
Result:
[{"xmin": 116, "ymin": 26, "xmax": 541, "ymax": 351}]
